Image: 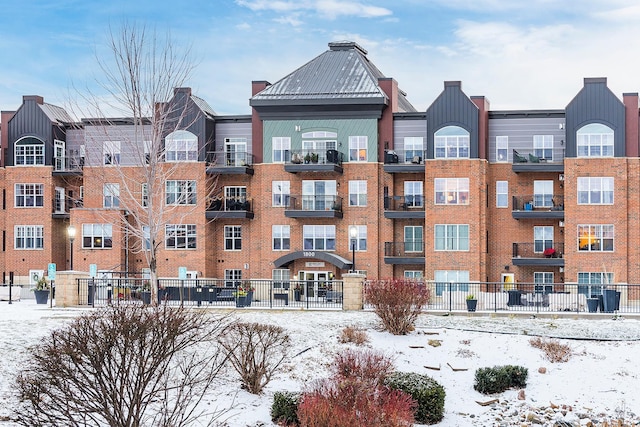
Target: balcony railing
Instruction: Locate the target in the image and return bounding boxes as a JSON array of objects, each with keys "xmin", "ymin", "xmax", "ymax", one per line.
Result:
[
  {"xmin": 384, "ymin": 241, "xmax": 425, "ymax": 260},
  {"xmin": 208, "ymin": 197, "xmax": 253, "ymax": 212},
  {"xmin": 53, "ymin": 156, "xmax": 84, "ymax": 174},
  {"xmin": 384, "ymin": 149, "xmax": 425, "ymax": 164},
  {"xmin": 512, "ymin": 195, "xmax": 564, "ymax": 211},
  {"xmin": 384, "ymin": 195, "xmax": 425, "ymax": 211},
  {"xmin": 286, "ymin": 195, "xmax": 343, "ymax": 212},
  {"xmin": 511, "ymin": 150, "xmax": 564, "ymax": 172},
  {"xmin": 288, "ymin": 150, "xmax": 343, "ymax": 166},
  {"xmin": 512, "ymin": 242, "xmax": 565, "ymax": 266},
  {"xmin": 206, "ymin": 150, "xmax": 254, "ymax": 167}
]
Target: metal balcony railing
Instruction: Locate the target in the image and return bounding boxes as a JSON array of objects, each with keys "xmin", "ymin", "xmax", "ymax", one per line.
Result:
[
  {"xmin": 512, "ymin": 242, "xmax": 565, "ymax": 258},
  {"xmin": 53, "ymin": 156, "xmax": 84, "ymax": 172},
  {"xmin": 384, "ymin": 149, "xmax": 426, "ymax": 164},
  {"xmin": 512, "ymin": 195, "xmax": 564, "ymax": 211},
  {"xmin": 384, "ymin": 195, "xmax": 425, "ymax": 211},
  {"xmin": 207, "ymin": 197, "xmax": 253, "ymax": 212},
  {"xmin": 206, "ymin": 151, "xmax": 254, "ymax": 167},
  {"xmin": 287, "ymin": 195, "xmax": 343, "ymax": 212},
  {"xmin": 384, "ymin": 241, "xmax": 425, "ymax": 257},
  {"xmin": 287, "ymin": 149, "xmax": 344, "ymax": 166}
]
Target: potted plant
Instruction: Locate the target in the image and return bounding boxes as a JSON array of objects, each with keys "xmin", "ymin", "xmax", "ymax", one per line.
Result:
[
  {"xmin": 293, "ymin": 283, "xmax": 302, "ymax": 302},
  {"xmin": 466, "ymin": 294, "xmax": 477, "ymax": 312},
  {"xmin": 33, "ymin": 276, "xmax": 50, "ymax": 305},
  {"xmin": 310, "ymin": 152, "xmax": 319, "ymax": 163},
  {"xmin": 234, "ymin": 282, "xmax": 255, "ymax": 307},
  {"xmin": 139, "ymin": 280, "xmax": 151, "ymax": 305},
  {"xmin": 304, "ymin": 153, "xmax": 311, "ymax": 164}
]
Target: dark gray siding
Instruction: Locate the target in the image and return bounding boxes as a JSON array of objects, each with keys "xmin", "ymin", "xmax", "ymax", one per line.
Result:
[
  {"xmin": 164, "ymin": 90, "xmax": 214, "ymax": 161},
  {"xmin": 425, "ymin": 82, "xmax": 479, "ymax": 159},
  {"xmin": 7, "ymin": 99, "xmax": 58, "ymax": 166},
  {"xmin": 83, "ymin": 124, "xmax": 153, "ymax": 167},
  {"xmin": 565, "ymin": 78, "xmax": 625, "ymax": 157},
  {"xmin": 393, "ymin": 117, "xmax": 427, "ymax": 152},
  {"xmin": 488, "ymin": 116, "xmax": 566, "ymax": 163},
  {"xmin": 215, "ymin": 121, "xmax": 253, "ymax": 154}
]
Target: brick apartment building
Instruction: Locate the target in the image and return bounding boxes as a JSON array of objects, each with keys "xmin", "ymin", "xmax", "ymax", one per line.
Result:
[{"xmin": 1, "ymin": 41, "xmax": 639, "ymax": 300}]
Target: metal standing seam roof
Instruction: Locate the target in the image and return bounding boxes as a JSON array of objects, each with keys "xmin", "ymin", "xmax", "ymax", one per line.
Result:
[
  {"xmin": 191, "ymin": 95, "xmax": 217, "ymax": 118},
  {"xmin": 40, "ymin": 102, "xmax": 74, "ymax": 124},
  {"xmin": 251, "ymin": 41, "xmax": 416, "ymax": 112}
]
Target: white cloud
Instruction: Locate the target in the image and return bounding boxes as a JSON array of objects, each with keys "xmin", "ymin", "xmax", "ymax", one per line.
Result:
[{"xmin": 235, "ymin": 0, "xmax": 392, "ymax": 19}]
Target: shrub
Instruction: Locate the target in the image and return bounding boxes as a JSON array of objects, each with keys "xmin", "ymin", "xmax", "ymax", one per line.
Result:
[
  {"xmin": 474, "ymin": 365, "xmax": 528, "ymax": 395},
  {"xmin": 217, "ymin": 322, "xmax": 291, "ymax": 394},
  {"xmin": 297, "ymin": 349, "xmax": 415, "ymax": 427},
  {"xmin": 384, "ymin": 372, "xmax": 446, "ymax": 425},
  {"xmin": 529, "ymin": 337, "xmax": 572, "ymax": 363},
  {"xmin": 338, "ymin": 326, "xmax": 369, "ymax": 345},
  {"xmin": 365, "ymin": 279, "xmax": 430, "ymax": 335},
  {"xmin": 271, "ymin": 391, "xmax": 300, "ymax": 426}
]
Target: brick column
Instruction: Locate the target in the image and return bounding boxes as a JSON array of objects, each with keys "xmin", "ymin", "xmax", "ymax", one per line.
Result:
[
  {"xmin": 342, "ymin": 273, "xmax": 365, "ymax": 310},
  {"xmin": 55, "ymin": 271, "xmax": 90, "ymax": 307}
]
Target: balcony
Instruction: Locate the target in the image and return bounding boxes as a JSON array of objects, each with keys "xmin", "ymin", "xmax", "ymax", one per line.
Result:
[
  {"xmin": 51, "ymin": 197, "xmax": 69, "ymax": 219},
  {"xmin": 206, "ymin": 197, "xmax": 254, "ymax": 219},
  {"xmin": 512, "ymin": 150, "xmax": 564, "ymax": 173},
  {"xmin": 52, "ymin": 156, "xmax": 83, "ymax": 176},
  {"xmin": 383, "ymin": 150, "xmax": 425, "ymax": 174},
  {"xmin": 384, "ymin": 241, "xmax": 425, "ymax": 264},
  {"xmin": 383, "ymin": 196, "xmax": 425, "ymax": 219},
  {"xmin": 512, "ymin": 195, "xmax": 564, "ymax": 220},
  {"xmin": 284, "ymin": 150, "xmax": 343, "ymax": 174},
  {"xmin": 512, "ymin": 242, "xmax": 565, "ymax": 266},
  {"xmin": 206, "ymin": 151, "xmax": 254, "ymax": 175},
  {"xmin": 285, "ymin": 195, "xmax": 343, "ymax": 218}
]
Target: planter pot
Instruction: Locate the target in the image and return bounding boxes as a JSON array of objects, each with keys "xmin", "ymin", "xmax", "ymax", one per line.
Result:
[
  {"xmin": 34, "ymin": 289, "xmax": 49, "ymax": 305},
  {"xmin": 141, "ymin": 291, "xmax": 151, "ymax": 305},
  {"xmin": 294, "ymin": 290, "xmax": 301, "ymax": 302},
  {"xmin": 587, "ymin": 298, "xmax": 599, "ymax": 313},
  {"xmin": 466, "ymin": 299, "xmax": 478, "ymax": 312},
  {"xmin": 235, "ymin": 295, "xmax": 247, "ymax": 308}
]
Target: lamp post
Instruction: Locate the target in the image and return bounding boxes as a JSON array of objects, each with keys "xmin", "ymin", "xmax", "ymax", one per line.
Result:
[
  {"xmin": 68, "ymin": 225, "xmax": 76, "ymax": 271},
  {"xmin": 349, "ymin": 225, "xmax": 358, "ymax": 273}
]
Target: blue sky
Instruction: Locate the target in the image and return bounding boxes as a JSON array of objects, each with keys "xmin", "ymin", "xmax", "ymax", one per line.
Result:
[{"xmin": 2, "ymin": 0, "xmax": 640, "ymax": 118}]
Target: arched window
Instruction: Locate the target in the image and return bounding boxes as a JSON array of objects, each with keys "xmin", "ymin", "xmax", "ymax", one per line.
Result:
[
  {"xmin": 165, "ymin": 130, "xmax": 198, "ymax": 162},
  {"xmin": 577, "ymin": 123, "xmax": 614, "ymax": 157},
  {"xmin": 434, "ymin": 126, "xmax": 470, "ymax": 159},
  {"xmin": 15, "ymin": 137, "xmax": 45, "ymax": 165}
]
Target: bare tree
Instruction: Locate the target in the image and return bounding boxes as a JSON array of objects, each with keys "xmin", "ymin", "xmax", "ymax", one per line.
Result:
[
  {"xmin": 15, "ymin": 305, "xmax": 231, "ymax": 427},
  {"xmin": 70, "ymin": 22, "xmax": 218, "ymax": 304}
]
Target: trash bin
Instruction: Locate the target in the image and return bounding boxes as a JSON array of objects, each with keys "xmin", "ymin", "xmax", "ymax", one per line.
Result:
[
  {"xmin": 88, "ymin": 284, "xmax": 94, "ymax": 305},
  {"xmin": 586, "ymin": 298, "xmax": 599, "ymax": 313},
  {"xmin": 507, "ymin": 290, "xmax": 522, "ymax": 306},
  {"xmin": 603, "ymin": 289, "xmax": 618, "ymax": 313}
]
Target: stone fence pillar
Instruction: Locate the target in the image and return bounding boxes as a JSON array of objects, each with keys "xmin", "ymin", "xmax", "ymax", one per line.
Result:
[
  {"xmin": 55, "ymin": 271, "xmax": 90, "ymax": 307},
  {"xmin": 342, "ymin": 273, "xmax": 365, "ymax": 310}
]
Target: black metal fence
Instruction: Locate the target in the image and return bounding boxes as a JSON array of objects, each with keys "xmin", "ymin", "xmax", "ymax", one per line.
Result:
[{"xmin": 77, "ymin": 278, "xmax": 344, "ymax": 310}]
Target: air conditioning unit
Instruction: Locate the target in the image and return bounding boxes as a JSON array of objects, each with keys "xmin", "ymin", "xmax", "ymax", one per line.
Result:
[
  {"xmin": 559, "ymin": 221, "xmax": 565, "ymax": 227},
  {"xmin": 559, "ymin": 174, "xmax": 565, "ymax": 181}
]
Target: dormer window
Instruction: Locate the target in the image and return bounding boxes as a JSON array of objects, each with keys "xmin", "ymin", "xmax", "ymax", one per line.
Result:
[
  {"xmin": 577, "ymin": 123, "xmax": 614, "ymax": 157},
  {"xmin": 15, "ymin": 137, "xmax": 45, "ymax": 166},
  {"xmin": 434, "ymin": 126, "xmax": 469, "ymax": 159}
]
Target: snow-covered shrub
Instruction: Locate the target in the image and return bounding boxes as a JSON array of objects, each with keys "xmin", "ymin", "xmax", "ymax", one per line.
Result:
[
  {"xmin": 384, "ymin": 372, "xmax": 446, "ymax": 424},
  {"xmin": 270, "ymin": 391, "xmax": 300, "ymax": 426},
  {"xmin": 529, "ymin": 337, "xmax": 572, "ymax": 363},
  {"xmin": 364, "ymin": 279, "xmax": 430, "ymax": 335},
  {"xmin": 474, "ymin": 365, "xmax": 528, "ymax": 394},
  {"xmin": 338, "ymin": 325, "xmax": 369, "ymax": 345}
]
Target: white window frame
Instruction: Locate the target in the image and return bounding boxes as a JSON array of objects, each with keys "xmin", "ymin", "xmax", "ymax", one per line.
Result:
[
  {"xmin": 435, "ymin": 224, "xmax": 469, "ymax": 251},
  {"xmin": 272, "ymin": 225, "xmax": 290, "ymax": 251},
  {"xmin": 303, "ymin": 225, "xmax": 336, "ymax": 251},
  {"xmin": 348, "ymin": 225, "xmax": 367, "ymax": 251},
  {"xmin": 534, "ymin": 272, "xmax": 554, "ymax": 294},
  {"xmin": 435, "ymin": 178, "xmax": 468, "ymax": 205},
  {"xmin": 224, "ymin": 225, "xmax": 242, "ymax": 251},
  {"xmin": 272, "ymin": 137, "xmax": 291, "ymax": 163},
  {"xmin": 534, "ymin": 226, "xmax": 554, "ymax": 253},
  {"xmin": 577, "ymin": 123, "xmax": 614, "ymax": 157},
  {"xmin": 404, "ymin": 270, "xmax": 424, "ymax": 280},
  {"xmin": 434, "ymin": 270, "xmax": 470, "ymax": 296},
  {"xmin": 496, "ymin": 136, "xmax": 508, "ymax": 162},
  {"xmin": 103, "ymin": 183, "xmax": 120, "ymax": 208},
  {"xmin": 165, "ymin": 130, "xmax": 198, "ymax": 162},
  {"xmin": 404, "ymin": 137, "xmax": 424, "ymax": 163},
  {"xmin": 577, "ymin": 177, "xmax": 614, "ymax": 205},
  {"xmin": 225, "ymin": 186, "xmax": 247, "ymax": 210},
  {"xmin": 533, "ymin": 135, "xmax": 553, "ymax": 160},
  {"xmin": 349, "ymin": 181, "xmax": 367, "ymax": 207},
  {"xmin": 224, "ymin": 269, "xmax": 242, "ymax": 287},
  {"xmin": 15, "ymin": 183, "xmax": 44, "ymax": 207},
  {"xmin": 141, "ymin": 183, "xmax": 148, "ymax": 207},
  {"xmin": 142, "ymin": 225, "xmax": 151, "ymax": 251},
  {"xmin": 165, "ymin": 224, "xmax": 196, "ymax": 249},
  {"xmin": 404, "ymin": 226, "xmax": 423, "ymax": 253},
  {"xmin": 577, "ymin": 272, "xmax": 612, "ymax": 297},
  {"xmin": 15, "ymin": 137, "xmax": 45, "ymax": 166},
  {"xmin": 533, "ymin": 180, "xmax": 554, "ymax": 208},
  {"xmin": 82, "ymin": 224, "xmax": 113, "ymax": 249},
  {"xmin": 165, "ymin": 180, "xmax": 197, "ymax": 205},
  {"xmin": 404, "ymin": 181, "xmax": 424, "ymax": 207},
  {"xmin": 272, "ymin": 181, "xmax": 290, "ymax": 207},
  {"xmin": 15, "ymin": 225, "xmax": 44, "ymax": 250},
  {"xmin": 302, "ymin": 180, "xmax": 337, "ymax": 211},
  {"xmin": 103, "ymin": 141, "xmax": 121, "ymax": 165},
  {"xmin": 496, "ymin": 181, "xmax": 508, "ymax": 208},
  {"xmin": 434, "ymin": 126, "xmax": 470, "ymax": 159},
  {"xmin": 225, "ymin": 137, "xmax": 248, "ymax": 166},
  {"xmin": 578, "ymin": 224, "xmax": 614, "ymax": 252},
  {"xmin": 349, "ymin": 136, "xmax": 368, "ymax": 162},
  {"xmin": 272, "ymin": 269, "xmax": 291, "ymax": 289}
]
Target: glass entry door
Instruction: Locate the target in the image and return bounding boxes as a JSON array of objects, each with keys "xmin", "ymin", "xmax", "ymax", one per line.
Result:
[{"xmin": 299, "ymin": 271, "xmax": 329, "ymax": 302}]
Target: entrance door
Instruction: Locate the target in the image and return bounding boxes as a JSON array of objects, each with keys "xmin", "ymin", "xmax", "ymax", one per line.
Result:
[
  {"xmin": 54, "ymin": 140, "xmax": 65, "ymax": 171},
  {"xmin": 299, "ymin": 271, "xmax": 329, "ymax": 302}
]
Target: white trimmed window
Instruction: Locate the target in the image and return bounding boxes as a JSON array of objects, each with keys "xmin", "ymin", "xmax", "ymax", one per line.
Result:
[
  {"xmin": 225, "ymin": 137, "xmax": 248, "ymax": 166},
  {"xmin": 303, "ymin": 225, "xmax": 335, "ymax": 250},
  {"xmin": 103, "ymin": 141, "xmax": 121, "ymax": 165},
  {"xmin": 533, "ymin": 135, "xmax": 553, "ymax": 160},
  {"xmin": 404, "ymin": 226, "xmax": 423, "ymax": 253},
  {"xmin": 533, "ymin": 180, "xmax": 553, "ymax": 208},
  {"xmin": 496, "ymin": 181, "xmax": 508, "ymax": 208},
  {"xmin": 302, "ymin": 180, "xmax": 337, "ymax": 211},
  {"xmin": 404, "ymin": 270, "xmax": 423, "ymax": 280},
  {"xmin": 534, "ymin": 226, "xmax": 554, "ymax": 253},
  {"xmin": 578, "ymin": 224, "xmax": 614, "ymax": 252},
  {"xmin": 165, "ymin": 224, "xmax": 196, "ymax": 249},
  {"xmin": 577, "ymin": 177, "xmax": 613, "ymax": 204},
  {"xmin": 434, "ymin": 270, "xmax": 470, "ymax": 296},
  {"xmin": 225, "ymin": 186, "xmax": 247, "ymax": 210},
  {"xmin": 577, "ymin": 272, "xmax": 612, "ymax": 297},
  {"xmin": 224, "ymin": 225, "xmax": 242, "ymax": 251},
  {"xmin": 272, "ymin": 137, "xmax": 291, "ymax": 163},
  {"xmin": 103, "ymin": 183, "xmax": 120, "ymax": 208},
  {"xmin": 165, "ymin": 180, "xmax": 196, "ymax": 205},
  {"xmin": 404, "ymin": 181, "xmax": 424, "ymax": 207},
  {"xmin": 349, "ymin": 181, "xmax": 367, "ymax": 206},
  {"xmin": 435, "ymin": 178, "xmax": 468, "ymax": 205},
  {"xmin": 435, "ymin": 224, "xmax": 469, "ymax": 251},
  {"xmin": 165, "ymin": 130, "xmax": 198, "ymax": 161},
  {"xmin": 496, "ymin": 136, "xmax": 508, "ymax": 162},
  {"xmin": 82, "ymin": 224, "xmax": 113, "ymax": 249},
  {"xmin": 349, "ymin": 136, "xmax": 367, "ymax": 162},
  {"xmin": 577, "ymin": 123, "xmax": 614, "ymax": 157},
  {"xmin": 272, "ymin": 225, "xmax": 290, "ymax": 251},
  {"xmin": 15, "ymin": 225, "xmax": 44, "ymax": 249},
  {"xmin": 15, "ymin": 137, "xmax": 45, "ymax": 165},
  {"xmin": 534, "ymin": 272, "xmax": 554, "ymax": 294},
  {"xmin": 141, "ymin": 184, "xmax": 148, "ymax": 207},
  {"xmin": 434, "ymin": 126, "xmax": 470, "ymax": 159},
  {"xmin": 348, "ymin": 225, "xmax": 367, "ymax": 251},
  {"xmin": 15, "ymin": 184, "xmax": 44, "ymax": 207},
  {"xmin": 142, "ymin": 226, "xmax": 151, "ymax": 250},
  {"xmin": 272, "ymin": 269, "xmax": 291, "ymax": 289},
  {"xmin": 404, "ymin": 137, "xmax": 424, "ymax": 163},
  {"xmin": 272, "ymin": 181, "xmax": 290, "ymax": 207},
  {"xmin": 224, "ymin": 269, "xmax": 242, "ymax": 287}
]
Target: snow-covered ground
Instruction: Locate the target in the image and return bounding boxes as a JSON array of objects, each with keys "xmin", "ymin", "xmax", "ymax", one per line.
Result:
[{"xmin": 1, "ymin": 300, "xmax": 639, "ymax": 426}]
